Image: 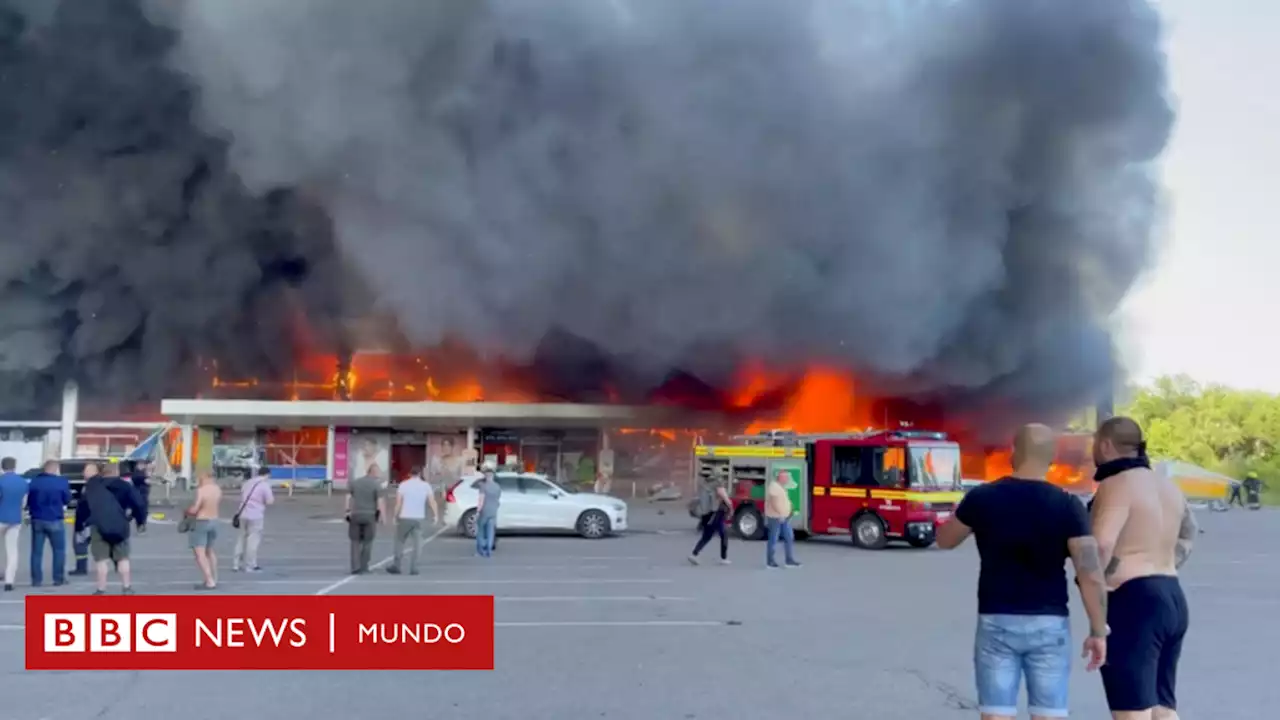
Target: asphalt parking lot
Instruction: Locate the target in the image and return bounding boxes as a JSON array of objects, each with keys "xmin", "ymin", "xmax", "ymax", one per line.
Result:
[{"xmin": 0, "ymin": 498, "xmax": 1273, "ymax": 719}]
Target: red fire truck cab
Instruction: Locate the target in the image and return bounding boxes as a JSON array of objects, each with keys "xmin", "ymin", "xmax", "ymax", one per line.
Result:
[{"xmin": 692, "ymin": 429, "xmax": 965, "ymax": 549}]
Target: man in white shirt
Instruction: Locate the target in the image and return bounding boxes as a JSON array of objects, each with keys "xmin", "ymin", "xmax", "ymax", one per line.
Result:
[{"xmin": 387, "ymin": 466, "xmax": 439, "ymax": 575}]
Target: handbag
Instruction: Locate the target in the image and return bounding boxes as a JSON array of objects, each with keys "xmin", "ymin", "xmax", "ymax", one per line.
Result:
[
  {"xmin": 177, "ymin": 516, "xmax": 195, "ymax": 534},
  {"xmin": 232, "ymin": 480, "xmax": 261, "ymax": 530}
]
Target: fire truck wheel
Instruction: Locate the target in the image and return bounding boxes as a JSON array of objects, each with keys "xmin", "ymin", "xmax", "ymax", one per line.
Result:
[
  {"xmin": 851, "ymin": 513, "xmax": 888, "ymax": 550},
  {"xmin": 733, "ymin": 506, "xmax": 765, "ymax": 541},
  {"xmin": 460, "ymin": 509, "xmax": 479, "ymax": 539},
  {"xmin": 576, "ymin": 510, "xmax": 612, "ymax": 539}
]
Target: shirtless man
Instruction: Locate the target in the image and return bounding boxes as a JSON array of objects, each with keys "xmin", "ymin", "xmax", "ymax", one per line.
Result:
[
  {"xmin": 1089, "ymin": 417, "xmax": 1194, "ymax": 720},
  {"xmin": 185, "ymin": 471, "xmax": 224, "ymax": 590}
]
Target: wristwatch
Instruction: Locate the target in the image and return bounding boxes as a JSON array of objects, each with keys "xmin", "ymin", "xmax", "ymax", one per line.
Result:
[{"xmin": 1091, "ymin": 624, "xmax": 1111, "ymax": 638}]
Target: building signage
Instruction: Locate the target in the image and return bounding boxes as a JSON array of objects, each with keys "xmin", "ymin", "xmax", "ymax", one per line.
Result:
[{"xmin": 332, "ymin": 428, "xmax": 350, "ymax": 487}]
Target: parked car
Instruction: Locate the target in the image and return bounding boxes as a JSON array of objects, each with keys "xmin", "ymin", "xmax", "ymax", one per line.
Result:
[{"xmin": 443, "ymin": 472, "xmax": 628, "ymax": 540}]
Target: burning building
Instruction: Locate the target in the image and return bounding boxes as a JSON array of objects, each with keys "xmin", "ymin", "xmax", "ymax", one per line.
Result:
[{"xmin": 1, "ymin": 0, "xmax": 1171, "ymax": 486}]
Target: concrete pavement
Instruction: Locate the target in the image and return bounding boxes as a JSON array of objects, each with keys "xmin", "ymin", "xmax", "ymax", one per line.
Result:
[{"xmin": 0, "ymin": 498, "xmax": 1273, "ymax": 719}]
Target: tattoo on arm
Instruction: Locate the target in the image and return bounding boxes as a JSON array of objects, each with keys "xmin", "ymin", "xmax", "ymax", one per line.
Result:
[
  {"xmin": 1178, "ymin": 507, "xmax": 1199, "ymax": 540},
  {"xmin": 1074, "ymin": 537, "xmax": 1102, "ymax": 575},
  {"xmin": 1069, "ymin": 537, "xmax": 1109, "ymax": 632},
  {"xmin": 1105, "ymin": 556, "xmax": 1120, "ymax": 578},
  {"xmin": 1175, "ymin": 507, "xmax": 1197, "ymax": 568}
]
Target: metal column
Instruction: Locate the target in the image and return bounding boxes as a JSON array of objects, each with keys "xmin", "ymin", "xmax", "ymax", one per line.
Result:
[
  {"xmin": 325, "ymin": 425, "xmax": 336, "ymax": 495},
  {"xmin": 180, "ymin": 423, "xmax": 194, "ymax": 488},
  {"xmin": 59, "ymin": 381, "xmax": 79, "ymax": 458}
]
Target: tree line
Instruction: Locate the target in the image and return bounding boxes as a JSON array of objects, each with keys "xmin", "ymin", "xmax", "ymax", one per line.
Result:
[{"xmin": 1120, "ymin": 375, "xmax": 1278, "ymax": 493}]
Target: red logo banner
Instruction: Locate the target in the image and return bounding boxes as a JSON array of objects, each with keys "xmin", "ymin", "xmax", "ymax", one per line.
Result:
[{"xmin": 25, "ymin": 595, "xmax": 494, "ymax": 671}]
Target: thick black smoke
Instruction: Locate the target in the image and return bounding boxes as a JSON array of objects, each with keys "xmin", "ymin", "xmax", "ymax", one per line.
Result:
[
  {"xmin": 2, "ymin": 0, "xmax": 1173, "ymax": 420},
  {"xmin": 0, "ymin": 0, "xmax": 354, "ymax": 415}
]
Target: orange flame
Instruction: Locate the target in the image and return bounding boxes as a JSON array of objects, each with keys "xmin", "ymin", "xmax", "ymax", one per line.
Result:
[{"xmin": 740, "ymin": 367, "xmax": 876, "ymax": 434}]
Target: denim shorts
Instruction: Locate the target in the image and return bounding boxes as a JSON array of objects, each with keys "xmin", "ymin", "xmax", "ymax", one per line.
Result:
[{"xmin": 974, "ymin": 614, "xmax": 1071, "ymax": 718}]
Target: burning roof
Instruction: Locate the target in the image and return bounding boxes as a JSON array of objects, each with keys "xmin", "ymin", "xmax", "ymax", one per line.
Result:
[{"xmin": 1, "ymin": 0, "xmax": 1173, "ymax": 425}]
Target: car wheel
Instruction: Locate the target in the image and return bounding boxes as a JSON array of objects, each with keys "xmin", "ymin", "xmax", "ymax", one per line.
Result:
[
  {"xmin": 734, "ymin": 506, "xmax": 765, "ymax": 541},
  {"xmin": 851, "ymin": 513, "xmax": 888, "ymax": 550},
  {"xmin": 576, "ymin": 509, "xmax": 611, "ymax": 539},
  {"xmin": 460, "ymin": 509, "xmax": 478, "ymax": 539}
]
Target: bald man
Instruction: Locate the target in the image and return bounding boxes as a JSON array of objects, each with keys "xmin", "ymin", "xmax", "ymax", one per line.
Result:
[
  {"xmin": 1090, "ymin": 417, "xmax": 1192, "ymax": 720},
  {"xmin": 938, "ymin": 424, "xmax": 1108, "ymax": 720}
]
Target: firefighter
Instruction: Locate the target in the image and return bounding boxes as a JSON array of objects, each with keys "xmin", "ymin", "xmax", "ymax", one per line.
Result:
[{"xmin": 1243, "ymin": 471, "xmax": 1264, "ymax": 509}]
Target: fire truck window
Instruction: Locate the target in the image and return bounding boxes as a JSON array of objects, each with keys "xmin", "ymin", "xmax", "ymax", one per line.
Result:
[
  {"xmin": 908, "ymin": 446, "xmax": 962, "ymax": 488},
  {"xmin": 831, "ymin": 446, "xmax": 861, "ymax": 485},
  {"xmin": 878, "ymin": 448, "xmax": 906, "ymax": 487}
]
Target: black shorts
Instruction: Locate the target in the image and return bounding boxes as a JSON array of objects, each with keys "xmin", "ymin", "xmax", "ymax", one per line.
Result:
[{"xmin": 1100, "ymin": 575, "xmax": 1189, "ymax": 711}]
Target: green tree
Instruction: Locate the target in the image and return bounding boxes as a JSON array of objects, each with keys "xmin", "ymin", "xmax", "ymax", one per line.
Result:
[{"xmin": 1120, "ymin": 374, "xmax": 1280, "ymax": 503}]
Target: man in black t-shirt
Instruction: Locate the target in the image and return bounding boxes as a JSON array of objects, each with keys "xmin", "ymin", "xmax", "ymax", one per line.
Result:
[{"xmin": 937, "ymin": 424, "xmax": 1110, "ymax": 720}]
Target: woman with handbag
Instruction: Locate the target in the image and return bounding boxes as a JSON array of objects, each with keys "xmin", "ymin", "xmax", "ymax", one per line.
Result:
[{"xmin": 232, "ymin": 468, "xmax": 274, "ymax": 572}]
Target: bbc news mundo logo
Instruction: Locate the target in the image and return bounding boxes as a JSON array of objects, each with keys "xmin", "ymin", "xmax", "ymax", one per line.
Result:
[{"xmin": 25, "ymin": 595, "xmax": 494, "ymax": 671}]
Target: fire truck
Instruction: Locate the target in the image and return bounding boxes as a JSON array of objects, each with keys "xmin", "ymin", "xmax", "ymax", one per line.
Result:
[{"xmin": 692, "ymin": 428, "xmax": 965, "ymax": 549}]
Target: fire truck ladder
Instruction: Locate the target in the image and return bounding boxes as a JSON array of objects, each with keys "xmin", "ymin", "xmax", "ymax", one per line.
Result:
[{"xmin": 729, "ymin": 429, "xmax": 884, "ymax": 447}]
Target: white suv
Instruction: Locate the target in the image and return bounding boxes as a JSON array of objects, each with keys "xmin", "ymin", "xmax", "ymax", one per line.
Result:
[{"xmin": 443, "ymin": 472, "xmax": 628, "ymax": 539}]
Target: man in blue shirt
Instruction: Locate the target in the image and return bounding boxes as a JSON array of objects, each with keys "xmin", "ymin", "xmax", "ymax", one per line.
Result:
[
  {"xmin": 27, "ymin": 460, "xmax": 71, "ymax": 586},
  {"xmin": 0, "ymin": 456, "xmax": 29, "ymax": 591}
]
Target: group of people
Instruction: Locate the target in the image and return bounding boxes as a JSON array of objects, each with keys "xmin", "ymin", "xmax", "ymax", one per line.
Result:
[
  {"xmin": 937, "ymin": 416, "xmax": 1194, "ymax": 720},
  {"xmin": 687, "ymin": 466, "xmax": 802, "ymax": 569},
  {"xmin": 0, "ymin": 458, "xmax": 278, "ymax": 593},
  {"xmin": 0, "ymin": 459, "xmax": 152, "ymax": 591},
  {"xmin": 1225, "ymin": 471, "xmax": 1265, "ymax": 508},
  {"xmin": 343, "ymin": 462, "xmax": 444, "ymax": 574},
  {"xmin": 342, "ymin": 462, "xmax": 508, "ymax": 572}
]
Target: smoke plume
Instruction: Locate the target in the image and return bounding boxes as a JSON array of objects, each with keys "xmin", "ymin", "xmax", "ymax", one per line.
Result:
[{"xmin": 1, "ymin": 0, "xmax": 1173, "ymax": 419}]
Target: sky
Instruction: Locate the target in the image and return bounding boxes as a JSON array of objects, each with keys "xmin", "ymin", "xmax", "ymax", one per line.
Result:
[{"xmin": 1119, "ymin": 0, "xmax": 1280, "ymax": 392}]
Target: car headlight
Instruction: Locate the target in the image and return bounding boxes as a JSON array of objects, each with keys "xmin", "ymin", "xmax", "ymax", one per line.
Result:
[{"xmin": 612, "ymin": 503, "xmax": 626, "ymax": 512}]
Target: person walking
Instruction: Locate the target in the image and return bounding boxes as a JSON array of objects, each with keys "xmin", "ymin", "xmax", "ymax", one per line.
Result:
[
  {"xmin": 0, "ymin": 457, "xmax": 28, "ymax": 591},
  {"xmin": 473, "ymin": 465, "xmax": 501, "ymax": 558},
  {"xmin": 1226, "ymin": 478, "xmax": 1244, "ymax": 508},
  {"xmin": 75, "ymin": 461, "xmax": 146, "ymax": 595},
  {"xmin": 185, "ymin": 471, "xmax": 223, "ymax": 590},
  {"xmin": 936, "ymin": 424, "xmax": 1109, "ymax": 720},
  {"xmin": 232, "ymin": 467, "xmax": 274, "ymax": 573},
  {"xmin": 688, "ymin": 475, "xmax": 732, "ymax": 566},
  {"xmin": 345, "ymin": 463, "xmax": 387, "ymax": 574},
  {"xmin": 27, "ymin": 460, "xmax": 71, "ymax": 587},
  {"xmin": 764, "ymin": 470, "xmax": 801, "ymax": 569},
  {"xmin": 1090, "ymin": 416, "xmax": 1193, "ymax": 720},
  {"xmin": 388, "ymin": 466, "xmax": 438, "ymax": 575}
]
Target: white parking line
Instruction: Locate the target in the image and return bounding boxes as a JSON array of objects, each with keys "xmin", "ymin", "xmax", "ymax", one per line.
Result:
[
  {"xmin": 0, "ymin": 594, "xmax": 692, "ymax": 606},
  {"xmin": 496, "ymin": 621, "xmax": 725, "ymax": 628},
  {"xmin": 407, "ymin": 579, "xmax": 674, "ymax": 585},
  {"xmin": 496, "ymin": 596, "xmax": 693, "ymax": 603},
  {"xmin": 315, "ymin": 525, "xmax": 450, "ymax": 596}
]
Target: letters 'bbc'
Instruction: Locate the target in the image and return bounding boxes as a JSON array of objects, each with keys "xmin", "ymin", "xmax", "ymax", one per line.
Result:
[{"xmin": 44, "ymin": 613, "xmax": 178, "ymax": 653}]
